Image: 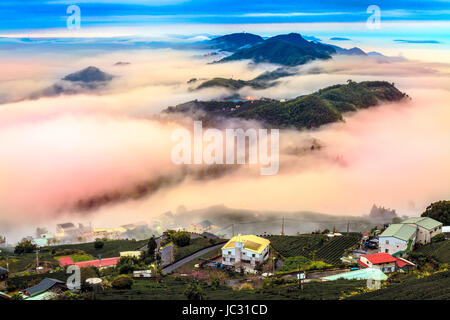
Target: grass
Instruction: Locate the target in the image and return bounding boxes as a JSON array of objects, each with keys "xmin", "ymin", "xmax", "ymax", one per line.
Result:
[
  {"xmin": 173, "ymin": 238, "xmax": 226, "ymax": 262},
  {"xmin": 348, "ymin": 270, "xmax": 450, "ymax": 300},
  {"xmin": 94, "ymin": 276, "xmax": 366, "ymax": 300},
  {"xmin": 43, "ymin": 239, "xmax": 148, "ymax": 258},
  {"xmin": 55, "ymin": 254, "xmax": 93, "ymax": 263},
  {"xmin": 268, "ymin": 233, "xmax": 361, "ymax": 266},
  {"xmin": 411, "ymin": 240, "xmax": 450, "ymax": 264}
]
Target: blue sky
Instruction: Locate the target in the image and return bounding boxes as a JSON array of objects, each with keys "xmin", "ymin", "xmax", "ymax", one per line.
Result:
[{"xmin": 1, "ymin": 0, "xmax": 449, "ymax": 31}]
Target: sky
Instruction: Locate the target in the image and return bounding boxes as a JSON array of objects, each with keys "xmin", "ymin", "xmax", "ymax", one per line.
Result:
[{"xmin": 1, "ymin": 0, "xmax": 450, "ymax": 30}]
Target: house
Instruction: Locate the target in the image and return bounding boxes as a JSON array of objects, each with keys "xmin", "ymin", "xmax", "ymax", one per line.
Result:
[
  {"xmin": 395, "ymin": 257, "xmax": 416, "ymax": 271},
  {"xmin": 92, "ymin": 227, "xmax": 127, "ymax": 240},
  {"xmin": 24, "ymin": 278, "xmax": 67, "ymax": 297},
  {"xmin": 189, "ymin": 220, "xmax": 216, "ymax": 234},
  {"xmin": 401, "ymin": 217, "xmax": 443, "ymax": 244},
  {"xmin": 133, "ymin": 270, "xmax": 152, "ymax": 278},
  {"xmin": 221, "ymin": 235, "xmax": 270, "ymax": 271},
  {"xmin": 358, "ymin": 253, "xmax": 397, "ymax": 273},
  {"xmin": 378, "ymin": 223, "xmax": 417, "ymax": 257},
  {"xmin": 0, "ymin": 266, "xmax": 9, "ymax": 281},
  {"xmin": 32, "ymin": 238, "xmax": 49, "ymax": 247},
  {"xmin": 55, "ymin": 222, "xmax": 93, "ymax": 243},
  {"xmin": 443, "ymin": 226, "xmax": 450, "ymax": 239}
]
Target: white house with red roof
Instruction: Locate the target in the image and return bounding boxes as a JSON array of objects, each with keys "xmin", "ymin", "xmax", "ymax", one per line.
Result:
[
  {"xmin": 358, "ymin": 252, "xmax": 415, "ymax": 273},
  {"xmin": 358, "ymin": 253, "xmax": 397, "ymax": 273}
]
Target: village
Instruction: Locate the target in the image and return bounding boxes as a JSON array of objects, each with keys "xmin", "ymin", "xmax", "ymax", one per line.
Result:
[{"xmin": 0, "ymin": 206, "xmax": 449, "ymax": 300}]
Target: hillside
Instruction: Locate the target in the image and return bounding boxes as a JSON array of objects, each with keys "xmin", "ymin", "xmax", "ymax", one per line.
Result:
[
  {"xmin": 410, "ymin": 240, "xmax": 450, "ymax": 264},
  {"xmin": 348, "ymin": 271, "xmax": 450, "ymax": 300},
  {"xmin": 166, "ymin": 80, "xmax": 407, "ymax": 129},
  {"xmin": 43, "ymin": 239, "xmax": 148, "ymax": 258},
  {"xmin": 218, "ymin": 38, "xmax": 332, "ymax": 66},
  {"xmin": 268, "ymin": 233, "xmax": 361, "ymax": 265},
  {"xmin": 195, "ymin": 77, "xmax": 268, "ymax": 90}
]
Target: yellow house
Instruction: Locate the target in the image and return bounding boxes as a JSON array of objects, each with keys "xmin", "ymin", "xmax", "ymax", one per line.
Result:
[{"xmin": 221, "ymin": 235, "xmax": 270, "ymax": 270}]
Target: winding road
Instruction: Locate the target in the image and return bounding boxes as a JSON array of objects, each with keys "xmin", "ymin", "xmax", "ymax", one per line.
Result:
[{"xmin": 162, "ymin": 243, "xmax": 224, "ymax": 274}]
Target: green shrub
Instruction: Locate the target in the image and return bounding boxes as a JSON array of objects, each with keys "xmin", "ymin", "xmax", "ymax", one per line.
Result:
[
  {"xmin": 111, "ymin": 275, "xmax": 133, "ymax": 290},
  {"xmin": 184, "ymin": 282, "xmax": 206, "ymax": 300},
  {"xmin": 432, "ymin": 233, "xmax": 445, "ymax": 243},
  {"xmin": 94, "ymin": 240, "xmax": 105, "ymax": 249}
]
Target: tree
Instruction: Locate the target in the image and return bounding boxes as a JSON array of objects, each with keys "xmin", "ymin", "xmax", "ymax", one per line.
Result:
[
  {"xmin": 94, "ymin": 240, "xmax": 104, "ymax": 249},
  {"xmin": 421, "ymin": 200, "xmax": 450, "ymax": 225},
  {"xmin": 147, "ymin": 236, "xmax": 157, "ymax": 258},
  {"xmin": 392, "ymin": 217, "xmax": 401, "ymax": 224},
  {"xmin": 184, "ymin": 282, "xmax": 206, "ymax": 300},
  {"xmin": 171, "ymin": 231, "xmax": 191, "ymax": 247},
  {"xmin": 14, "ymin": 239, "xmax": 37, "ymax": 255},
  {"xmin": 111, "ymin": 275, "xmax": 133, "ymax": 289}
]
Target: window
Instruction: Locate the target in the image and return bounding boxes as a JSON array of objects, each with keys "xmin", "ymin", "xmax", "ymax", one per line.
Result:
[
  {"xmin": 230, "ymin": 258, "xmax": 235, "ymax": 262},
  {"xmin": 228, "ymin": 251, "xmax": 231, "ymax": 255},
  {"xmin": 385, "ymin": 249, "xmax": 389, "ymax": 253},
  {"xmin": 385, "ymin": 240, "xmax": 389, "ymax": 245},
  {"xmin": 252, "ymin": 254, "xmax": 255, "ymax": 258},
  {"xmin": 243, "ymin": 252, "xmax": 246, "ymax": 255}
]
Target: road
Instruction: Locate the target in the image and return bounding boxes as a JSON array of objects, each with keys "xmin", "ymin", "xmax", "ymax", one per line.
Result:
[{"xmin": 162, "ymin": 243, "xmax": 224, "ymax": 274}]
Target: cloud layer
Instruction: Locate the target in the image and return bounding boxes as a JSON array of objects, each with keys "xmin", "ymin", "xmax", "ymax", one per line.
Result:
[{"xmin": 0, "ymin": 46, "xmax": 449, "ymax": 238}]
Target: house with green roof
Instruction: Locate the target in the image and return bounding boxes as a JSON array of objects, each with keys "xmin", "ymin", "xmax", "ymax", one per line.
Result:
[
  {"xmin": 401, "ymin": 217, "xmax": 443, "ymax": 245},
  {"xmin": 378, "ymin": 224, "xmax": 417, "ymax": 257}
]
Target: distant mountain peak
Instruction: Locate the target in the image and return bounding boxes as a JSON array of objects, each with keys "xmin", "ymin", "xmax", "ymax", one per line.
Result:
[
  {"xmin": 210, "ymin": 33, "xmax": 264, "ymax": 51},
  {"xmin": 62, "ymin": 66, "xmax": 114, "ymax": 83}
]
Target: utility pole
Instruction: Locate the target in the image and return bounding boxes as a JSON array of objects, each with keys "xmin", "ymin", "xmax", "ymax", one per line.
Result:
[
  {"xmin": 281, "ymin": 217, "xmax": 285, "ymax": 236},
  {"xmin": 298, "ymin": 264, "xmax": 304, "ymax": 292},
  {"xmin": 232, "ymin": 223, "xmax": 235, "ymax": 237},
  {"xmin": 36, "ymin": 248, "xmax": 40, "ymax": 272}
]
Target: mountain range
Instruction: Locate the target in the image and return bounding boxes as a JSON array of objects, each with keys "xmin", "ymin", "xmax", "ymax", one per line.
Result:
[{"xmin": 207, "ymin": 32, "xmax": 371, "ymax": 66}]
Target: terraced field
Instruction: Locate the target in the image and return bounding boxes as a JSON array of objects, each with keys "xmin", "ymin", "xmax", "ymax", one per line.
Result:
[
  {"xmin": 268, "ymin": 233, "xmax": 361, "ymax": 265},
  {"xmin": 348, "ymin": 271, "xmax": 450, "ymax": 300},
  {"xmin": 316, "ymin": 234, "xmax": 362, "ymax": 264}
]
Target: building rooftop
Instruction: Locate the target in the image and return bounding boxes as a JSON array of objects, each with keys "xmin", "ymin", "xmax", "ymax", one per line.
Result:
[
  {"xmin": 401, "ymin": 217, "xmax": 443, "ymax": 230},
  {"xmin": 361, "ymin": 252, "xmax": 397, "ymax": 264},
  {"xmin": 222, "ymin": 235, "xmax": 270, "ymax": 254},
  {"xmin": 57, "ymin": 223, "xmax": 75, "ymax": 230},
  {"xmin": 25, "ymin": 278, "xmax": 65, "ymax": 297},
  {"xmin": 379, "ymin": 223, "xmax": 417, "ymax": 241},
  {"xmin": 0, "ymin": 266, "xmax": 9, "ymax": 275}
]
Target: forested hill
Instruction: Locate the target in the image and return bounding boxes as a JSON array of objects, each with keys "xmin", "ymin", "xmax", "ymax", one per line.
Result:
[{"xmin": 164, "ymin": 80, "xmax": 408, "ymax": 129}]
